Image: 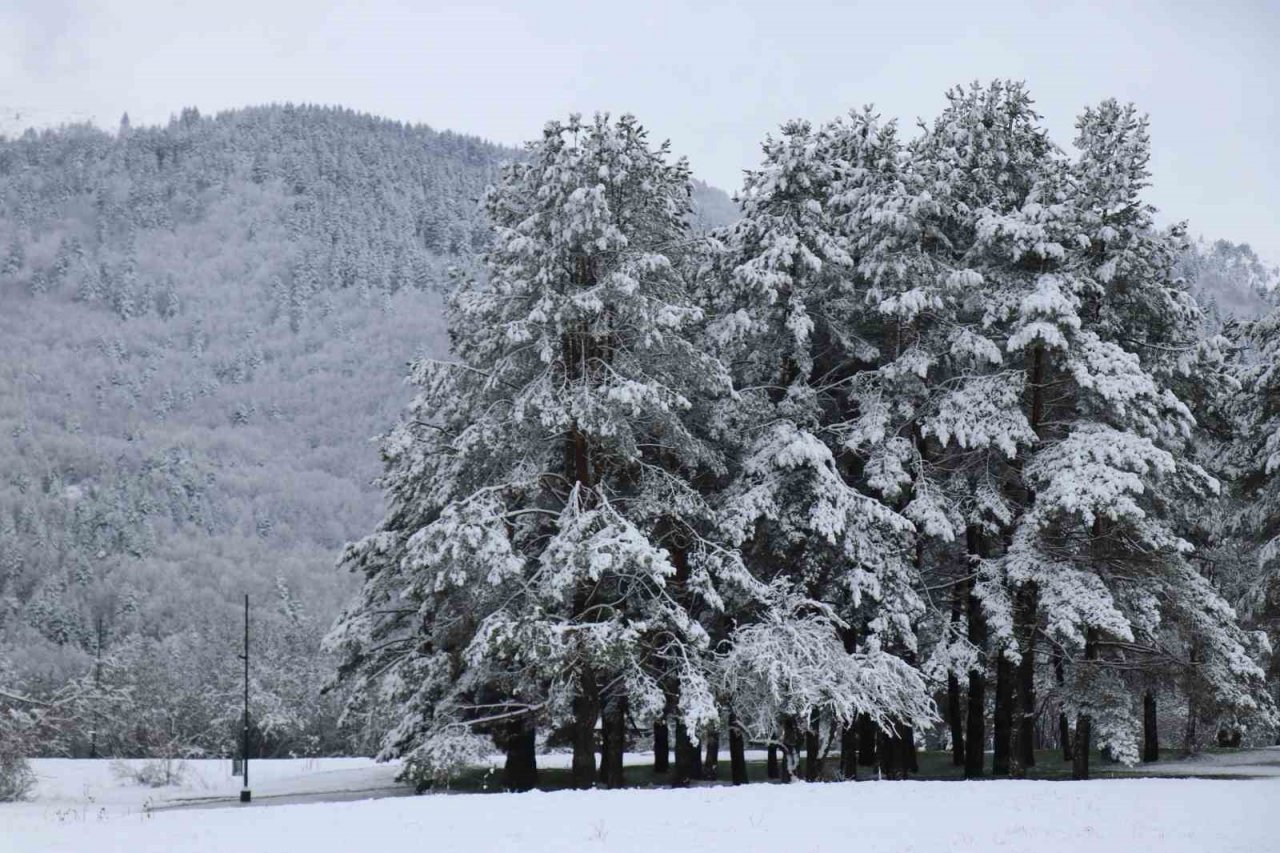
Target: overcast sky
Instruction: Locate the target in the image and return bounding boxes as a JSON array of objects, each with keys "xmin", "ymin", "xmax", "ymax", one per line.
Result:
[{"xmin": 2, "ymin": 0, "xmax": 1276, "ymax": 263}]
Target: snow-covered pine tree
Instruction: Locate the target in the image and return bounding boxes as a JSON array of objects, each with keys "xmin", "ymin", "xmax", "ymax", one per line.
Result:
[
  {"xmin": 880, "ymin": 81, "xmax": 1054, "ymax": 778},
  {"xmin": 988, "ymin": 98, "xmax": 1274, "ymax": 778},
  {"xmin": 1225, "ymin": 301, "xmax": 1280, "ymax": 738},
  {"xmin": 327, "ymin": 114, "xmax": 749, "ymax": 790},
  {"xmin": 707, "ymin": 115, "xmax": 934, "ymax": 781}
]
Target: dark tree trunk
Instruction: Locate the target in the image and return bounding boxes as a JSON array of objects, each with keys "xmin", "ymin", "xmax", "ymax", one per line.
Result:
[
  {"xmin": 948, "ymin": 673, "xmax": 966, "ymax": 767},
  {"xmin": 804, "ymin": 711, "xmax": 821, "ymax": 781},
  {"xmin": 600, "ymin": 696, "xmax": 627, "ymax": 789},
  {"xmin": 877, "ymin": 729, "xmax": 897, "ymax": 780},
  {"xmin": 728, "ymin": 714, "xmax": 748, "ymax": 785},
  {"xmin": 963, "ymin": 528, "xmax": 988, "ymax": 779},
  {"xmin": 1071, "ymin": 713, "xmax": 1091, "ymax": 780},
  {"xmin": 653, "ymin": 719, "xmax": 669, "ymax": 774},
  {"xmin": 502, "ymin": 717, "xmax": 538, "ymax": 792},
  {"xmin": 1055, "ymin": 654, "xmax": 1073, "ymax": 761},
  {"xmin": 571, "ymin": 667, "xmax": 599, "ymax": 789},
  {"xmin": 779, "ymin": 716, "xmax": 800, "ymax": 783},
  {"xmin": 992, "ymin": 652, "xmax": 1013, "ymax": 776},
  {"xmin": 877, "ymin": 727, "xmax": 912, "ymax": 780},
  {"xmin": 840, "ymin": 724, "xmax": 858, "ymax": 780},
  {"xmin": 1011, "ymin": 586, "xmax": 1038, "ymax": 777},
  {"xmin": 1143, "ymin": 691, "xmax": 1158, "ymax": 762},
  {"xmin": 1072, "ymin": 630, "xmax": 1097, "ymax": 780},
  {"xmin": 857, "ymin": 714, "xmax": 878, "ymax": 767},
  {"xmin": 673, "ymin": 721, "xmax": 702, "ymax": 786},
  {"xmin": 944, "ymin": 546, "xmax": 966, "ymax": 766},
  {"xmin": 766, "ymin": 744, "xmax": 779, "ymax": 779},
  {"xmin": 703, "ymin": 727, "xmax": 720, "ymax": 781},
  {"xmin": 964, "ymin": 661, "xmax": 986, "ymax": 779},
  {"xmin": 905, "ymin": 726, "xmax": 919, "ymax": 773}
]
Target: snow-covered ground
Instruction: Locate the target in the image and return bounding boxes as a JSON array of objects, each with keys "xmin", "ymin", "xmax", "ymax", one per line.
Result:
[
  {"xmin": 5, "ymin": 774, "xmax": 1277, "ymax": 853},
  {"xmin": 17, "ymin": 757, "xmax": 407, "ymax": 814},
  {"xmin": 11, "ymin": 751, "xmax": 775, "ymax": 814},
  {"xmin": 1135, "ymin": 745, "xmax": 1280, "ymax": 777},
  {"xmin": 3, "ymin": 756, "xmax": 1279, "ymax": 853}
]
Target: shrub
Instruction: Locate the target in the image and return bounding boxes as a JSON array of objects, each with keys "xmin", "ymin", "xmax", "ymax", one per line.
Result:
[{"xmin": 109, "ymin": 757, "xmax": 188, "ymax": 788}]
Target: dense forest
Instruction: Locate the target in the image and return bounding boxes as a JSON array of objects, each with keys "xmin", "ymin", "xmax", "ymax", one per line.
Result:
[{"xmin": 1, "ymin": 91, "xmax": 1276, "ymax": 791}]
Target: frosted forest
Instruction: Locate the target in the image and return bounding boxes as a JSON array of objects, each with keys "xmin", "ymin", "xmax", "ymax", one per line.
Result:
[{"xmin": 3, "ymin": 79, "xmax": 1280, "ymax": 818}]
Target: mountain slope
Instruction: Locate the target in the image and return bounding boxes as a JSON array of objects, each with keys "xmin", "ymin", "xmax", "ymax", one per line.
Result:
[{"xmin": 0, "ymin": 105, "xmax": 738, "ymax": 755}]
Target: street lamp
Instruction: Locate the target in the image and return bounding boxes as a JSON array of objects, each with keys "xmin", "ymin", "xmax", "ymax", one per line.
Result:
[{"xmin": 238, "ymin": 593, "xmax": 251, "ymax": 803}]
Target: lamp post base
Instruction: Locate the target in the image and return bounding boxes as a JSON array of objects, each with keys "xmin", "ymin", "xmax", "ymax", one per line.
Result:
[{"xmin": 240, "ymin": 789, "xmax": 251, "ymax": 803}]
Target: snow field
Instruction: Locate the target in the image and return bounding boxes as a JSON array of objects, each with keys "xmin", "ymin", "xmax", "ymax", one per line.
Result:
[{"xmin": 3, "ymin": 759, "xmax": 1278, "ymax": 853}]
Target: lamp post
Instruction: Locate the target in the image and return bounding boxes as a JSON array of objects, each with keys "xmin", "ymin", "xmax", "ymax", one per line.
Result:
[{"xmin": 239, "ymin": 593, "xmax": 251, "ymax": 803}]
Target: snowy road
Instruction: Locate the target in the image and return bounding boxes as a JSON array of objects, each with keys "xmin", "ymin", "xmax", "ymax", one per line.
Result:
[{"xmin": 1125, "ymin": 745, "xmax": 1280, "ymax": 777}]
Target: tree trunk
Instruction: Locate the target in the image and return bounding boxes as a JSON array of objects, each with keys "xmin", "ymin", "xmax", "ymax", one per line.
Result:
[
  {"xmin": 947, "ymin": 674, "xmax": 966, "ymax": 767},
  {"xmin": 703, "ymin": 727, "xmax": 720, "ymax": 781},
  {"xmin": 502, "ymin": 717, "xmax": 538, "ymax": 792},
  {"xmin": 963, "ymin": 528, "xmax": 988, "ymax": 779},
  {"xmin": 779, "ymin": 716, "xmax": 800, "ymax": 783},
  {"xmin": 728, "ymin": 714, "xmax": 748, "ymax": 785},
  {"xmin": 804, "ymin": 711, "xmax": 821, "ymax": 781},
  {"xmin": 992, "ymin": 652, "xmax": 1013, "ymax": 776},
  {"xmin": 1142, "ymin": 691, "xmax": 1158, "ymax": 762},
  {"xmin": 653, "ymin": 719, "xmax": 669, "ymax": 774},
  {"xmin": 1055, "ymin": 653, "xmax": 1073, "ymax": 761},
  {"xmin": 857, "ymin": 713, "xmax": 878, "ymax": 767},
  {"xmin": 571, "ymin": 667, "xmax": 599, "ymax": 789},
  {"xmin": 945, "ymin": 554, "xmax": 966, "ymax": 768},
  {"xmin": 840, "ymin": 724, "xmax": 858, "ymax": 780},
  {"xmin": 877, "ymin": 727, "xmax": 913, "ymax": 780},
  {"xmin": 600, "ymin": 695, "xmax": 627, "ymax": 789},
  {"xmin": 1071, "ymin": 713, "xmax": 1091, "ymax": 780},
  {"xmin": 1011, "ymin": 586, "xmax": 1038, "ymax": 777},
  {"xmin": 766, "ymin": 744, "xmax": 779, "ymax": 778},
  {"xmin": 1072, "ymin": 630, "xmax": 1098, "ymax": 780},
  {"xmin": 673, "ymin": 721, "xmax": 701, "ymax": 786},
  {"xmin": 876, "ymin": 729, "xmax": 896, "ymax": 780}
]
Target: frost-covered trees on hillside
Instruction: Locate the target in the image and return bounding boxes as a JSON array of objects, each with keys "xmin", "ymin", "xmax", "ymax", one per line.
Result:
[
  {"xmin": 1179, "ymin": 239, "xmax": 1278, "ymax": 325},
  {"xmin": 0, "ymin": 105, "xmax": 510, "ymax": 760}
]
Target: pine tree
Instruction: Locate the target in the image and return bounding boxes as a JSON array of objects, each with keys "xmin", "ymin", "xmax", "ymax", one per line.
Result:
[
  {"xmin": 327, "ymin": 114, "xmax": 748, "ymax": 789},
  {"xmin": 707, "ymin": 115, "xmax": 935, "ymax": 779},
  {"xmin": 1225, "ymin": 302, "xmax": 1280, "ymax": 735}
]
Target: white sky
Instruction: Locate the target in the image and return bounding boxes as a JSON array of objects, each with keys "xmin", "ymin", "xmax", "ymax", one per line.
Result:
[{"xmin": 2, "ymin": 0, "xmax": 1276, "ymax": 263}]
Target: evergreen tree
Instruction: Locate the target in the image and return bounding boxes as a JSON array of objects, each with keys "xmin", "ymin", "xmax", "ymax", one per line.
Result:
[
  {"xmin": 707, "ymin": 114, "xmax": 935, "ymax": 780},
  {"xmin": 327, "ymin": 114, "xmax": 749, "ymax": 789}
]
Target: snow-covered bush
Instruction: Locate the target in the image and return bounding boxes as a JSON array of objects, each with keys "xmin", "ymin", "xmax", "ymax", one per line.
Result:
[
  {"xmin": 109, "ymin": 757, "xmax": 188, "ymax": 788},
  {"xmin": 0, "ymin": 718, "xmax": 36, "ymax": 801}
]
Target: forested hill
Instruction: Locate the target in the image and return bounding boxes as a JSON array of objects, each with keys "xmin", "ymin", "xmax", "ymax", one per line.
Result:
[{"xmin": 0, "ymin": 105, "xmax": 738, "ymax": 754}]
